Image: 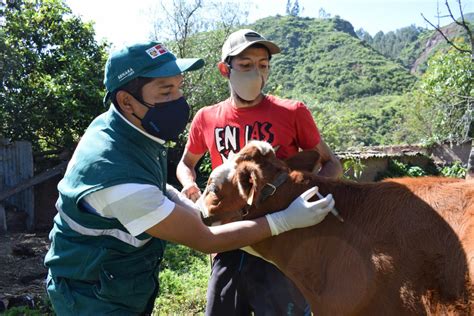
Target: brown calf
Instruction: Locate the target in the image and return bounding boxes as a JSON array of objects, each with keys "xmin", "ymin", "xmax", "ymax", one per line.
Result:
[{"xmin": 200, "ymin": 141, "xmax": 474, "ymax": 315}]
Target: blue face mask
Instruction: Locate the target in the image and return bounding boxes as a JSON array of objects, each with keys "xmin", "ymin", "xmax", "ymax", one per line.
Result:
[{"xmin": 132, "ymin": 96, "xmax": 190, "ymax": 141}]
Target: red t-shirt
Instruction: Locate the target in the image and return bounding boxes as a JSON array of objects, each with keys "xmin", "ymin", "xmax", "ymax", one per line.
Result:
[{"xmin": 187, "ymin": 95, "xmax": 321, "ymax": 169}]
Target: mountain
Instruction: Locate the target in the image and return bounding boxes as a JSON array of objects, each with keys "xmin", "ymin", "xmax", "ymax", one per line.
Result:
[
  {"xmin": 464, "ymin": 12, "xmax": 474, "ymax": 23},
  {"xmin": 408, "ymin": 19, "xmax": 473, "ymax": 74},
  {"xmin": 357, "ymin": 12, "xmax": 474, "ymax": 74},
  {"xmin": 251, "ymin": 15, "xmax": 416, "ymax": 103}
]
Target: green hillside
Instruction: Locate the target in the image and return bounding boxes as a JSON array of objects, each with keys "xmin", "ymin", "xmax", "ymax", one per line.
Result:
[
  {"xmin": 362, "ymin": 13, "xmax": 474, "ymax": 74},
  {"xmin": 407, "ymin": 20, "xmax": 474, "ymax": 74},
  {"xmin": 251, "ymin": 15, "xmax": 417, "ymax": 103}
]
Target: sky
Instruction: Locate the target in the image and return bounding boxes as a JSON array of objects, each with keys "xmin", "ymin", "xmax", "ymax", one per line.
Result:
[{"xmin": 65, "ymin": 0, "xmax": 474, "ymax": 47}]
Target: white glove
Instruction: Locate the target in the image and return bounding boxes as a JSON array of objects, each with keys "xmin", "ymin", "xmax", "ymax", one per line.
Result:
[
  {"xmin": 166, "ymin": 184, "xmax": 198, "ymax": 210},
  {"xmin": 265, "ymin": 186, "xmax": 334, "ymax": 236}
]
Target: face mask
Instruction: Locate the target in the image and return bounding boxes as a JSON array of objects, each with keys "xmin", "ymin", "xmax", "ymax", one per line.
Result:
[
  {"xmin": 229, "ymin": 68, "xmax": 268, "ymax": 101},
  {"xmin": 133, "ymin": 96, "xmax": 190, "ymax": 141}
]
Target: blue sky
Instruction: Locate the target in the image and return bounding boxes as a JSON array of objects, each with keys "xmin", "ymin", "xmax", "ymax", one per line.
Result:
[{"xmin": 66, "ymin": 0, "xmax": 473, "ymax": 47}]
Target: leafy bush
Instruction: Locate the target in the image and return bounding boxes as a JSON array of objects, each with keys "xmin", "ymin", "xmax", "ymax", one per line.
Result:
[
  {"xmin": 375, "ymin": 159, "xmax": 430, "ymax": 181},
  {"xmin": 342, "ymin": 157, "xmax": 366, "ymax": 180},
  {"xmin": 439, "ymin": 161, "xmax": 467, "ymax": 178},
  {"xmin": 375, "ymin": 158, "xmax": 467, "ymax": 181}
]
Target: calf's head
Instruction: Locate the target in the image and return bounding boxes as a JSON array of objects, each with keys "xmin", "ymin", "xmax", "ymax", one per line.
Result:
[{"xmin": 198, "ymin": 141, "xmax": 320, "ymax": 225}]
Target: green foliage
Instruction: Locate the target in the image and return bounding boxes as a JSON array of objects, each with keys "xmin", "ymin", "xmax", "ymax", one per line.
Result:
[
  {"xmin": 375, "ymin": 159, "xmax": 429, "ymax": 181},
  {"xmin": 396, "ymin": 29, "xmax": 435, "ymax": 71},
  {"xmin": 312, "ymin": 94, "xmax": 416, "ymax": 150},
  {"xmin": 154, "ymin": 243, "xmax": 209, "ymax": 315},
  {"xmin": 342, "ymin": 157, "xmax": 366, "ymax": 180},
  {"xmin": 364, "ymin": 25, "xmax": 425, "ymax": 67},
  {"xmin": 197, "ymin": 152, "xmax": 212, "ymax": 182},
  {"xmin": 375, "ymin": 158, "xmax": 467, "ymax": 181},
  {"xmin": 407, "ymin": 46, "xmax": 473, "ymax": 144},
  {"xmin": 166, "ymin": 29, "xmax": 230, "ymax": 114},
  {"xmin": 0, "ymin": 0, "xmax": 108, "ymax": 152},
  {"xmin": 439, "ymin": 161, "xmax": 467, "ymax": 178}
]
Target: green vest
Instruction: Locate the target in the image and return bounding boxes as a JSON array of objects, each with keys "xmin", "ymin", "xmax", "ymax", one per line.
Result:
[{"xmin": 45, "ymin": 106, "xmax": 168, "ymax": 313}]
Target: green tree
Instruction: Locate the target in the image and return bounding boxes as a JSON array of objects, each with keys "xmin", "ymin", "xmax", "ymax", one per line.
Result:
[
  {"xmin": 366, "ymin": 25, "xmax": 425, "ymax": 66},
  {"xmin": 408, "ymin": 46, "xmax": 473, "ymax": 143},
  {"xmin": 290, "ymin": 0, "xmax": 300, "ymax": 17},
  {"xmin": 285, "ymin": 0, "xmax": 300, "ymax": 17},
  {"xmin": 356, "ymin": 28, "xmax": 372, "ymax": 43},
  {"xmin": 0, "ymin": 0, "xmax": 108, "ymax": 154}
]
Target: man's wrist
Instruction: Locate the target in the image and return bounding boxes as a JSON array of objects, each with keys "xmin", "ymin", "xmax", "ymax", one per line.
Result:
[
  {"xmin": 182, "ymin": 182, "xmax": 198, "ymax": 191},
  {"xmin": 265, "ymin": 213, "xmax": 283, "ymax": 236}
]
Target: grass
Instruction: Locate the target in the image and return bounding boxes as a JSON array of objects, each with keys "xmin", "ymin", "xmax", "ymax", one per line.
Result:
[{"xmin": 153, "ymin": 243, "xmax": 210, "ymax": 315}]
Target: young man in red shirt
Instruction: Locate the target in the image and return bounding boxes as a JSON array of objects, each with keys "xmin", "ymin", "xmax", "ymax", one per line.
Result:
[{"xmin": 177, "ymin": 29, "xmax": 342, "ymax": 315}]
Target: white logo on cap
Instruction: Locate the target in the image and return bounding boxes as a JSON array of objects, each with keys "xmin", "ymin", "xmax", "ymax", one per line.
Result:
[
  {"xmin": 118, "ymin": 68, "xmax": 135, "ymax": 81},
  {"xmin": 146, "ymin": 44, "xmax": 169, "ymax": 59}
]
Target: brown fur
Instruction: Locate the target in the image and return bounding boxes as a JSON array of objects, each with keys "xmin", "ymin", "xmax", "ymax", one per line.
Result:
[{"xmin": 202, "ymin": 143, "xmax": 474, "ymax": 315}]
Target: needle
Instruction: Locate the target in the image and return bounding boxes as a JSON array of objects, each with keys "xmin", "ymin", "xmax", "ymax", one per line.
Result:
[{"xmin": 316, "ymin": 191, "xmax": 344, "ymax": 222}]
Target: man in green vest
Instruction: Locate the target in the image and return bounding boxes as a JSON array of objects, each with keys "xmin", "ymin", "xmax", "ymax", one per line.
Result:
[{"xmin": 44, "ymin": 40, "xmax": 335, "ymax": 315}]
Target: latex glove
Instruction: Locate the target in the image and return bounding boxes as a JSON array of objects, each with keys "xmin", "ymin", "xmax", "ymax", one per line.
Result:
[
  {"xmin": 181, "ymin": 182, "xmax": 201, "ymax": 202},
  {"xmin": 166, "ymin": 184, "xmax": 198, "ymax": 210},
  {"xmin": 194, "ymin": 194, "xmax": 206, "ymax": 216},
  {"xmin": 265, "ymin": 186, "xmax": 334, "ymax": 236}
]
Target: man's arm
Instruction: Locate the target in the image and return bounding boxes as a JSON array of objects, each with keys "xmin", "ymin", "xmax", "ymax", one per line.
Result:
[
  {"xmin": 310, "ymin": 139, "xmax": 343, "ymax": 179},
  {"xmin": 146, "ymin": 203, "xmax": 271, "ymax": 253},
  {"xmin": 146, "ymin": 187, "xmax": 334, "ymax": 254},
  {"xmin": 176, "ymin": 148, "xmax": 204, "ymax": 201}
]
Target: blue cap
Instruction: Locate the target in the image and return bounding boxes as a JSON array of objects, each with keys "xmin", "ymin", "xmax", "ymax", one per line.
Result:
[{"xmin": 103, "ymin": 41, "xmax": 204, "ymax": 103}]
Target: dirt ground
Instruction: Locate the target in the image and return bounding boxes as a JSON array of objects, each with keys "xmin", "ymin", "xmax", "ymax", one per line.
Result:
[{"xmin": 0, "ymin": 231, "xmax": 51, "ymax": 312}]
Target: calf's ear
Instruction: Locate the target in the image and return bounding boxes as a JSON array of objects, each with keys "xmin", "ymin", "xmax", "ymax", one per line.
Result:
[
  {"xmin": 236, "ymin": 162, "xmax": 263, "ymax": 206},
  {"xmin": 285, "ymin": 150, "xmax": 320, "ymax": 172}
]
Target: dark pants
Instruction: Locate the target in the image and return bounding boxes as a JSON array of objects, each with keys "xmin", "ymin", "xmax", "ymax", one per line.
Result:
[{"xmin": 205, "ymin": 249, "xmax": 310, "ymax": 316}]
